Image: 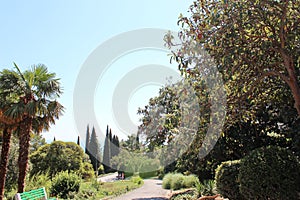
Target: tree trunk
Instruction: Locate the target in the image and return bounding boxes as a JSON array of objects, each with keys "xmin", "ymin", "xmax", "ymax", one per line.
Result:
[
  {"xmin": 17, "ymin": 118, "xmax": 32, "ymax": 193},
  {"xmin": 283, "ymin": 55, "xmax": 300, "ymax": 116},
  {"xmin": 0, "ymin": 128, "xmax": 12, "ymax": 200},
  {"xmin": 289, "ymin": 78, "xmax": 300, "ymax": 116}
]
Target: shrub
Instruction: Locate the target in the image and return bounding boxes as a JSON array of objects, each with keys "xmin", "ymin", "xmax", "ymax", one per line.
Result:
[
  {"xmin": 239, "ymin": 146, "xmax": 300, "ymax": 200},
  {"xmin": 162, "ymin": 173, "xmax": 173, "ymax": 189},
  {"xmin": 25, "ymin": 173, "xmax": 52, "ymax": 195},
  {"xmin": 157, "ymin": 167, "xmax": 165, "ymax": 180},
  {"xmin": 169, "ymin": 188, "xmax": 198, "ymax": 200},
  {"xmin": 79, "ymin": 162, "xmax": 95, "ymax": 181},
  {"xmin": 50, "ymin": 171, "xmax": 81, "ymax": 199},
  {"xmin": 200, "ymin": 180, "xmax": 216, "ymax": 196},
  {"xmin": 98, "ymin": 164, "xmax": 105, "ymax": 175},
  {"xmin": 182, "ymin": 174, "xmax": 199, "ymax": 188},
  {"xmin": 170, "ymin": 173, "xmax": 185, "ymax": 190},
  {"xmin": 163, "ymin": 173, "xmax": 200, "ymax": 190},
  {"xmin": 130, "ymin": 176, "xmax": 143, "ymax": 185},
  {"xmin": 215, "ymin": 160, "xmax": 245, "ymax": 200}
]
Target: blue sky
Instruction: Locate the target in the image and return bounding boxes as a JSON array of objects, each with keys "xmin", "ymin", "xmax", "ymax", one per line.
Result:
[{"xmin": 0, "ymin": 0, "xmax": 192, "ymax": 144}]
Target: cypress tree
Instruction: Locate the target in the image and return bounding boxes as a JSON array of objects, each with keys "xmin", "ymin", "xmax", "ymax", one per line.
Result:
[
  {"xmin": 111, "ymin": 135, "xmax": 116, "ymax": 158},
  {"xmin": 111, "ymin": 135, "xmax": 120, "ymax": 158},
  {"xmin": 89, "ymin": 126, "xmax": 101, "ymax": 174},
  {"xmin": 115, "ymin": 135, "xmax": 120, "ymax": 155},
  {"xmin": 103, "ymin": 125, "xmax": 110, "ymax": 173},
  {"xmin": 85, "ymin": 125, "xmax": 90, "ymax": 154},
  {"xmin": 109, "ymin": 129, "xmax": 112, "ymax": 142},
  {"xmin": 77, "ymin": 136, "xmax": 80, "ymax": 146},
  {"xmin": 135, "ymin": 134, "xmax": 140, "ymax": 150},
  {"xmin": 108, "ymin": 129, "xmax": 113, "ymax": 161}
]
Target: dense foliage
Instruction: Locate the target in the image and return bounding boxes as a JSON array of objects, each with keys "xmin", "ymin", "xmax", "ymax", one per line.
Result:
[
  {"xmin": 239, "ymin": 146, "xmax": 300, "ymax": 199},
  {"xmin": 166, "ymin": 0, "xmax": 300, "ymax": 117},
  {"xmin": 215, "ymin": 160, "xmax": 244, "ymax": 200},
  {"xmin": 78, "ymin": 162, "xmax": 95, "ymax": 181},
  {"xmin": 30, "ymin": 141, "xmax": 85, "ymax": 177},
  {"xmin": 50, "ymin": 171, "xmax": 81, "ymax": 199},
  {"xmin": 111, "ymin": 148, "xmax": 160, "ymax": 174}
]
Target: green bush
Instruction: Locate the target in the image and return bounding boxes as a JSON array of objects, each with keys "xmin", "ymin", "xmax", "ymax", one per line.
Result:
[
  {"xmin": 169, "ymin": 188, "xmax": 198, "ymax": 200},
  {"xmin": 162, "ymin": 173, "xmax": 173, "ymax": 189},
  {"xmin": 130, "ymin": 176, "xmax": 143, "ymax": 185},
  {"xmin": 157, "ymin": 167, "xmax": 165, "ymax": 180},
  {"xmin": 215, "ymin": 160, "xmax": 245, "ymax": 200},
  {"xmin": 98, "ymin": 164, "xmax": 105, "ymax": 175},
  {"xmin": 171, "ymin": 173, "xmax": 185, "ymax": 190},
  {"xmin": 239, "ymin": 146, "xmax": 300, "ymax": 200},
  {"xmin": 79, "ymin": 162, "xmax": 95, "ymax": 181},
  {"xmin": 182, "ymin": 174, "xmax": 199, "ymax": 188},
  {"xmin": 163, "ymin": 173, "xmax": 199, "ymax": 190},
  {"xmin": 50, "ymin": 171, "xmax": 81, "ymax": 199}
]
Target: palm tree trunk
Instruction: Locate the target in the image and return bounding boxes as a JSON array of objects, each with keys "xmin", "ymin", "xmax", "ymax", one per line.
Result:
[
  {"xmin": 17, "ymin": 118, "xmax": 32, "ymax": 193},
  {"xmin": 0, "ymin": 127, "xmax": 12, "ymax": 200}
]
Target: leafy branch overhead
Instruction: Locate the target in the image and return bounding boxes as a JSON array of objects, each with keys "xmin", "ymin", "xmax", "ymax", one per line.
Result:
[{"xmin": 166, "ymin": 0, "xmax": 300, "ymax": 118}]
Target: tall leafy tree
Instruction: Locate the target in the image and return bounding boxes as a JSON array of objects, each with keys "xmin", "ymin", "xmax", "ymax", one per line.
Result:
[
  {"xmin": 0, "ymin": 64, "xmax": 64, "ymax": 192},
  {"xmin": 166, "ymin": 0, "xmax": 300, "ymax": 117},
  {"xmin": 0, "ymin": 69, "xmax": 26, "ymax": 199},
  {"xmin": 30, "ymin": 134, "xmax": 46, "ymax": 154},
  {"xmin": 30, "ymin": 141, "xmax": 84, "ymax": 177},
  {"xmin": 88, "ymin": 126, "xmax": 101, "ymax": 173}
]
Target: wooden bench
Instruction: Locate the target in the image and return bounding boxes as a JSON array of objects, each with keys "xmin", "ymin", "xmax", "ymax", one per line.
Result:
[{"xmin": 14, "ymin": 187, "xmax": 57, "ymax": 200}]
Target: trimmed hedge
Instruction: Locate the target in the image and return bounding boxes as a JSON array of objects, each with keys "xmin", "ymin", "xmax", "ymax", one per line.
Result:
[
  {"xmin": 139, "ymin": 170, "xmax": 157, "ymax": 179},
  {"xmin": 239, "ymin": 146, "xmax": 300, "ymax": 200},
  {"xmin": 215, "ymin": 160, "xmax": 245, "ymax": 200}
]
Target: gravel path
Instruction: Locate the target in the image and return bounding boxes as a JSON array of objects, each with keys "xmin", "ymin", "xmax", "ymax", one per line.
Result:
[
  {"xmin": 113, "ymin": 178, "xmax": 170, "ymax": 200},
  {"xmin": 98, "ymin": 172, "xmax": 119, "ymax": 182}
]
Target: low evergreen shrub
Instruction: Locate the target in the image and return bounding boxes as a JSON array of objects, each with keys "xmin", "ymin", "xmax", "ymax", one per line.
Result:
[
  {"xmin": 239, "ymin": 146, "xmax": 300, "ymax": 200},
  {"xmin": 215, "ymin": 160, "xmax": 245, "ymax": 200}
]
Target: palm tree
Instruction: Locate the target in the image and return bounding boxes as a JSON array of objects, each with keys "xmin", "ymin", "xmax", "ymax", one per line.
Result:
[
  {"xmin": 0, "ymin": 63, "xmax": 64, "ymax": 193},
  {"xmin": 0, "ymin": 71, "xmax": 24, "ymax": 199}
]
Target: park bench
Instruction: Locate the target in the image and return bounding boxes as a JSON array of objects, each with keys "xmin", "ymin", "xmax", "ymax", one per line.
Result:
[{"xmin": 14, "ymin": 187, "xmax": 57, "ymax": 200}]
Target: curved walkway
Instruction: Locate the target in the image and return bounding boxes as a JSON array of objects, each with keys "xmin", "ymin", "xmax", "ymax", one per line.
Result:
[
  {"xmin": 113, "ymin": 178, "xmax": 170, "ymax": 200},
  {"xmin": 98, "ymin": 172, "xmax": 119, "ymax": 182}
]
